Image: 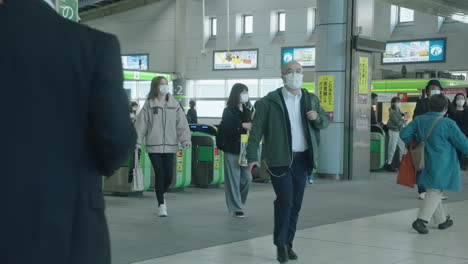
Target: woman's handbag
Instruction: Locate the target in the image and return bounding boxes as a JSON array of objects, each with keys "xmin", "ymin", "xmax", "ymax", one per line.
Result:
[
  {"xmin": 397, "ymin": 139, "xmax": 416, "ymax": 188},
  {"xmin": 411, "ymin": 116, "xmax": 442, "ymax": 172},
  {"xmin": 132, "ymin": 150, "xmax": 145, "ymax": 191}
]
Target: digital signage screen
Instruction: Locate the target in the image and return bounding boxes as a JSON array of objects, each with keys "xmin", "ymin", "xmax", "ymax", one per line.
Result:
[
  {"xmin": 122, "ymin": 54, "xmax": 149, "ymax": 71},
  {"xmin": 281, "ymin": 46, "xmax": 316, "ymax": 67},
  {"xmin": 382, "ymin": 39, "xmax": 446, "ymax": 64},
  {"xmin": 213, "ymin": 49, "xmax": 258, "ymax": 70}
]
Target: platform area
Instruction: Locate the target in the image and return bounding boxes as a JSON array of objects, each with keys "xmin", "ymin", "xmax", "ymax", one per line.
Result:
[{"xmin": 106, "ymin": 172, "xmax": 468, "ymax": 264}]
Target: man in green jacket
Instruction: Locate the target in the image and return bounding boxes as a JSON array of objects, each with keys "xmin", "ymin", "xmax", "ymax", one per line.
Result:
[{"xmin": 247, "ymin": 61, "xmax": 330, "ymax": 263}]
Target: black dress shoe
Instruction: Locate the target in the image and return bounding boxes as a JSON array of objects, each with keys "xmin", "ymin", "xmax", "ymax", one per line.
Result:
[
  {"xmin": 276, "ymin": 246, "xmax": 288, "ymax": 263},
  {"xmin": 286, "ymin": 245, "xmax": 298, "ymax": 260},
  {"xmin": 412, "ymin": 219, "xmax": 429, "ymax": 234},
  {"xmin": 385, "ymin": 164, "xmax": 397, "ymax": 172},
  {"xmin": 438, "ymin": 216, "xmax": 453, "ymax": 230}
]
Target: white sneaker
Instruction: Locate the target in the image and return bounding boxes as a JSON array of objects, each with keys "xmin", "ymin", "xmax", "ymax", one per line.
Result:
[
  {"xmin": 442, "ymin": 195, "xmax": 448, "ymax": 200},
  {"xmin": 158, "ymin": 204, "xmax": 168, "ymax": 217},
  {"xmin": 308, "ymin": 179, "xmax": 314, "ymax": 184},
  {"xmin": 419, "ymin": 192, "xmax": 426, "ymax": 200}
]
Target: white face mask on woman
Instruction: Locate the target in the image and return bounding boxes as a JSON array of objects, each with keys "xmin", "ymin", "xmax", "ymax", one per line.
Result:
[
  {"xmin": 240, "ymin": 93, "xmax": 249, "ymax": 103},
  {"xmin": 430, "ymin": 89, "xmax": 441, "ymax": 96},
  {"xmin": 160, "ymin": 85, "xmax": 170, "ymax": 95},
  {"xmin": 396, "ymin": 103, "xmax": 401, "ymax": 109},
  {"xmin": 457, "ymin": 100, "xmax": 466, "ymax": 107},
  {"xmin": 284, "ymin": 73, "xmax": 304, "ymax": 90}
]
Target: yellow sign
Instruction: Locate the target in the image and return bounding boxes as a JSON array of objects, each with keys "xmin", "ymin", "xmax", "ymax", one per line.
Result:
[
  {"xmin": 214, "ymin": 163, "xmax": 219, "ymax": 169},
  {"xmin": 359, "ymin": 57, "xmax": 369, "ymax": 94},
  {"xmin": 177, "ymin": 166, "xmax": 183, "ymax": 172},
  {"xmin": 318, "ymin": 75, "xmax": 335, "ymax": 112}
]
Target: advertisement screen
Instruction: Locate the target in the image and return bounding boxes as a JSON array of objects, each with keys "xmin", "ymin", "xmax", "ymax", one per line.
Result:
[
  {"xmin": 122, "ymin": 55, "xmax": 149, "ymax": 71},
  {"xmin": 282, "ymin": 47, "xmax": 316, "ymax": 67},
  {"xmin": 382, "ymin": 39, "xmax": 446, "ymax": 64},
  {"xmin": 213, "ymin": 50, "xmax": 258, "ymax": 70}
]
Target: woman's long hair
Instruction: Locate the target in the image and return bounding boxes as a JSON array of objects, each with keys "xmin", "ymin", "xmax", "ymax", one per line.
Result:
[
  {"xmin": 147, "ymin": 76, "xmax": 168, "ymax": 100},
  {"xmin": 227, "ymin": 83, "xmax": 249, "ymax": 108}
]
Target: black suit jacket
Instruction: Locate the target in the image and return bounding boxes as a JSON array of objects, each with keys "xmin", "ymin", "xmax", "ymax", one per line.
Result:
[{"xmin": 2, "ymin": 1, "xmax": 136, "ymax": 263}]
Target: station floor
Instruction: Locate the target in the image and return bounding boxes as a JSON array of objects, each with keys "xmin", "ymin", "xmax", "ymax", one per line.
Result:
[{"xmin": 105, "ymin": 172, "xmax": 468, "ymax": 264}]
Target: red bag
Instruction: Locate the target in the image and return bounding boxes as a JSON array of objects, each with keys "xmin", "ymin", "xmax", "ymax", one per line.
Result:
[{"xmin": 396, "ymin": 139, "xmax": 416, "ymax": 188}]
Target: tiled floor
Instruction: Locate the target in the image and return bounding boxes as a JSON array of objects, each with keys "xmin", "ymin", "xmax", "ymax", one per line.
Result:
[{"xmin": 133, "ymin": 201, "xmax": 468, "ymax": 264}]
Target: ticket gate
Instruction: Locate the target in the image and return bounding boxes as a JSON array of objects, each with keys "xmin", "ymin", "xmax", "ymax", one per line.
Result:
[
  {"xmin": 190, "ymin": 125, "xmax": 224, "ymax": 188},
  {"xmin": 370, "ymin": 125, "xmax": 386, "ymax": 171}
]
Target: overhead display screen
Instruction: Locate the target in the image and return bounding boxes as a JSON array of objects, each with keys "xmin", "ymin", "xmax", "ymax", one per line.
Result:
[
  {"xmin": 213, "ymin": 49, "xmax": 258, "ymax": 70},
  {"xmin": 281, "ymin": 46, "xmax": 316, "ymax": 67},
  {"xmin": 122, "ymin": 54, "xmax": 149, "ymax": 71},
  {"xmin": 382, "ymin": 39, "xmax": 446, "ymax": 64}
]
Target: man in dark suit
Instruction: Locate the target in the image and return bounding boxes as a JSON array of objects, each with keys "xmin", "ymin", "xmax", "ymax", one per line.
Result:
[{"xmin": 3, "ymin": 0, "xmax": 136, "ymax": 263}]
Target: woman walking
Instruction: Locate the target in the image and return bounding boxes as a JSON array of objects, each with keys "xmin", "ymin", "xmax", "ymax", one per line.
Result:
[
  {"xmin": 219, "ymin": 83, "xmax": 253, "ymax": 218},
  {"xmin": 135, "ymin": 76, "xmax": 191, "ymax": 217},
  {"xmin": 385, "ymin": 97, "xmax": 407, "ymax": 172},
  {"xmin": 400, "ymin": 94, "xmax": 468, "ymax": 234}
]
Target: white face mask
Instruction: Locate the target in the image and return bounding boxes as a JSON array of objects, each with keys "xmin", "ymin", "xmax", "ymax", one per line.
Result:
[
  {"xmin": 284, "ymin": 73, "xmax": 304, "ymax": 90},
  {"xmin": 160, "ymin": 84, "xmax": 170, "ymax": 95},
  {"xmin": 457, "ymin": 100, "xmax": 465, "ymax": 107},
  {"xmin": 430, "ymin": 89, "xmax": 441, "ymax": 96},
  {"xmin": 240, "ymin": 93, "xmax": 249, "ymax": 103},
  {"xmin": 396, "ymin": 103, "xmax": 401, "ymax": 109}
]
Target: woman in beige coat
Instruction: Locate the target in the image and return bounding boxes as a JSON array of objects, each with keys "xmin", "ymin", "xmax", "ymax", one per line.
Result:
[{"xmin": 135, "ymin": 76, "xmax": 191, "ymax": 217}]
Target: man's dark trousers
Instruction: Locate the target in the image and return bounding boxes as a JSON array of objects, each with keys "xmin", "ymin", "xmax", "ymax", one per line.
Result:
[{"xmin": 270, "ymin": 152, "xmax": 308, "ymax": 246}]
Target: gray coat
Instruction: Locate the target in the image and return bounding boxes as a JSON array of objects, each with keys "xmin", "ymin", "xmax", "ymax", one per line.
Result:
[{"xmin": 135, "ymin": 94, "xmax": 191, "ymax": 153}]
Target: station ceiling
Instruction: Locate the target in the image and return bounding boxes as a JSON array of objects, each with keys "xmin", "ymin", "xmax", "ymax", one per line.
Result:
[
  {"xmin": 77, "ymin": 0, "xmax": 468, "ymax": 23},
  {"xmin": 78, "ymin": 0, "xmax": 162, "ymax": 21},
  {"xmin": 379, "ymin": 0, "xmax": 468, "ymax": 23}
]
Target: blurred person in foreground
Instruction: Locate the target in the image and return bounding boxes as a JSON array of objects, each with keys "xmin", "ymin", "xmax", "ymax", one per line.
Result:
[{"xmin": 3, "ymin": 0, "xmax": 136, "ymax": 263}]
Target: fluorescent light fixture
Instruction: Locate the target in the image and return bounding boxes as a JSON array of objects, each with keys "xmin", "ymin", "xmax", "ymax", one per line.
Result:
[{"xmin": 451, "ymin": 14, "xmax": 468, "ymax": 24}]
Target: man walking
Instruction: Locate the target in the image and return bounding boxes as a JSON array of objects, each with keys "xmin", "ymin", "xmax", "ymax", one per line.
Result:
[
  {"xmin": 247, "ymin": 61, "xmax": 330, "ymax": 263},
  {"xmin": 4, "ymin": 0, "xmax": 136, "ymax": 263}
]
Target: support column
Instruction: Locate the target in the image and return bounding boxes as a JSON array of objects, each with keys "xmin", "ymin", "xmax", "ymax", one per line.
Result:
[
  {"xmin": 316, "ymin": 0, "xmax": 375, "ymax": 180},
  {"xmin": 316, "ymin": 0, "xmax": 351, "ymax": 180},
  {"xmin": 174, "ymin": 0, "xmax": 189, "ymax": 108}
]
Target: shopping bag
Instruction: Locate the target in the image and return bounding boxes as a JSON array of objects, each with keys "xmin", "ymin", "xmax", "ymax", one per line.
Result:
[
  {"xmin": 239, "ymin": 134, "xmax": 262, "ymax": 167},
  {"xmin": 132, "ymin": 150, "xmax": 144, "ymax": 191},
  {"xmin": 396, "ymin": 140, "xmax": 416, "ymax": 188},
  {"xmin": 239, "ymin": 134, "xmax": 250, "ymax": 167}
]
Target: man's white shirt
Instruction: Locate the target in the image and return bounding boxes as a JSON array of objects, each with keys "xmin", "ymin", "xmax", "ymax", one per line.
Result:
[{"xmin": 282, "ymin": 87, "xmax": 308, "ymax": 152}]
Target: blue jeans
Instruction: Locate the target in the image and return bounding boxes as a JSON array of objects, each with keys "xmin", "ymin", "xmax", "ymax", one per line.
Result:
[{"xmin": 269, "ymin": 153, "xmax": 308, "ymax": 247}]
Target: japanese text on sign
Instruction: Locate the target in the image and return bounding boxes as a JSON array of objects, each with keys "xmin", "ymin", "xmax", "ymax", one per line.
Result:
[
  {"xmin": 359, "ymin": 57, "xmax": 369, "ymax": 94},
  {"xmin": 318, "ymin": 75, "xmax": 335, "ymax": 112}
]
